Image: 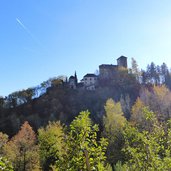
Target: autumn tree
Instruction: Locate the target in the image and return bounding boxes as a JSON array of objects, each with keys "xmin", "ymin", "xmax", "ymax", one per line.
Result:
[
  {"xmin": 130, "ymin": 97, "xmax": 146, "ymax": 129},
  {"xmin": 3, "ymin": 121, "xmax": 40, "ymax": 171},
  {"xmin": 0, "ymin": 132, "xmax": 8, "ymax": 155},
  {"xmin": 140, "ymin": 85, "xmax": 171, "ymax": 121},
  {"xmin": 103, "ymin": 99, "xmax": 126, "ymax": 169}
]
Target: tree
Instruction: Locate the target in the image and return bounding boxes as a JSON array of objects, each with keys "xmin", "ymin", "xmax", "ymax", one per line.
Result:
[
  {"xmin": 19, "ymin": 88, "xmax": 35, "ymax": 103},
  {"xmin": 103, "ymin": 99, "xmax": 126, "ymax": 169},
  {"xmin": 74, "ymin": 71, "xmax": 78, "ymax": 85},
  {"xmin": 0, "ymin": 96, "xmax": 4, "ymax": 108},
  {"xmin": 114, "ymin": 161, "xmax": 127, "ymax": 171},
  {"xmin": 3, "ymin": 121, "xmax": 40, "ymax": 171},
  {"xmin": 160, "ymin": 63, "xmax": 171, "ymax": 89},
  {"xmin": 38, "ymin": 121, "xmax": 65, "ymax": 171},
  {"xmin": 0, "ymin": 157, "xmax": 13, "ymax": 171},
  {"xmin": 131, "ymin": 58, "xmax": 140, "ymax": 82},
  {"xmin": 160, "ymin": 63, "xmax": 168, "ymax": 84},
  {"xmin": 123, "ymin": 107, "xmax": 171, "ymax": 170},
  {"xmin": 5, "ymin": 88, "xmax": 35, "ymax": 108},
  {"xmin": 0, "ymin": 132, "xmax": 8, "ymax": 155},
  {"xmin": 120, "ymin": 95, "xmax": 131, "ymax": 119},
  {"xmin": 141, "ymin": 69, "xmax": 148, "ymax": 85},
  {"xmin": 130, "ymin": 97, "xmax": 146, "ymax": 129},
  {"xmin": 56, "ymin": 111, "xmax": 108, "ymax": 171},
  {"xmin": 140, "ymin": 85, "xmax": 171, "ymax": 121},
  {"xmin": 146, "ymin": 62, "xmax": 159, "ymax": 85},
  {"xmin": 6, "ymin": 92, "xmax": 18, "ymax": 108}
]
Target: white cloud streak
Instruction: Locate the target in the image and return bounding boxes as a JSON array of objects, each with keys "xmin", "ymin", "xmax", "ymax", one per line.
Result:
[{"xmin": 16, "ymin": 18, "xmax": 41, "ymax": 46}]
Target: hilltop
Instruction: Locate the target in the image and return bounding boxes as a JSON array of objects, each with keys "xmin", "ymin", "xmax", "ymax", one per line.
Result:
[{"xmin": 0, "ymin": 56, "xmax": 171, "ymax": 136}]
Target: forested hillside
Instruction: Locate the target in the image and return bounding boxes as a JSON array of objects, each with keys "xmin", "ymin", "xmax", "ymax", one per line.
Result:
[{"xmin": 1, "ymin": 59, "xmax": 171, "ymax": 170}]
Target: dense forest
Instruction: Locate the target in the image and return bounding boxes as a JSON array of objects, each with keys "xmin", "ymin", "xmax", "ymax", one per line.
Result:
[{"xmin": 1, "ymin": 58, "xmax": 171, "ymax": 170}]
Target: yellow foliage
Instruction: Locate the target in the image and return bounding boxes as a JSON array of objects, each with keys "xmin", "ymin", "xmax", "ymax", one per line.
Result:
[
  {"xmin": 104, "ymin": 98, "xmax": 126, "ymax": 136},
  {"xmin": 131, "ymin": 97, "xmax": 145, "ymax": 126}
]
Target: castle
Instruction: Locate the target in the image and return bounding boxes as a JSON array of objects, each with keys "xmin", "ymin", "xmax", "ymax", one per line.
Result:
[
  {"xmin": 69, "ymin": 56, "xmax": 128, "ymax": 90},
  {"xmin": 99, "ymin": 56, "xmax": 127, "ymax": 79}
]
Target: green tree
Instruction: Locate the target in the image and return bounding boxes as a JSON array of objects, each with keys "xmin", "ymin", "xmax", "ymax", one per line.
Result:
[
  {"xmin": 18, "ymin": 88, "xmax": 35, "ymax": 103},
  {"xmin": 56, "ymin": 111, "xmax": 108, "ymax": 171},
  {"xmin": 103, "ymin": 99, "xmax": 126, "ymax": 169},
  {"xmin": 0, "ymin": 157, "xmax": 13, "ymax": 171},
  {"xmin": 114, "ymin": 161, "xmax": 127, "ymax": 171},
  {"xmin": 146, "ymin": 62, "xmax": 159, "ymax": 85},
  {"xmin": 38, "ymin": 121, "xmax": 65, "ymax": 171},
  {"xmin": 123, "ymin": 107, "xmax": 171, "ymax": 170}
]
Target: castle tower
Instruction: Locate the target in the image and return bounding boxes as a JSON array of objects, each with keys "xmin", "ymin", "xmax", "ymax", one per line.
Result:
[{"xmin": 117, "ymin": 56, "xmax": 127, "ymax": 68}]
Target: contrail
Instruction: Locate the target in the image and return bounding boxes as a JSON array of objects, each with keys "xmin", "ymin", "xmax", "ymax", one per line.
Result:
[
  {"xmin": 16, "ymin": 18, "xmax": 41, "ymax": 46},
  {"xmin": 16, "ymin": 18, "xmax": 28, "ymax": 31}
]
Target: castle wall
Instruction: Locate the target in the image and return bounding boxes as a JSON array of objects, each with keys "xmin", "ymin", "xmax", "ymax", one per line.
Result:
[{"xmin": 99, "ymin": 65, "xmax": 118, "ymax": 79}]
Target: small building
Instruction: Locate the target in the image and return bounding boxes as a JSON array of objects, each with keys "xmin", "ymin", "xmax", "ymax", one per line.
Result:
[
  {"xmin": 69, "ymin": 72, "xmax": 78, "ymax": 89},
  {"xmin": 82, "ymin": 74, "xmax": 98, "ymax": 90}
]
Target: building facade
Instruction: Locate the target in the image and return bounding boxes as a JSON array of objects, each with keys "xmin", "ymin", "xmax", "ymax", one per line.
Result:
[
  {"xmin": 82, "ymin": 74, "xmax": 98, "ymax": 90},
  {"xmin": 69, "ymin": 72, "xmax": 78, "ymax": 89}
]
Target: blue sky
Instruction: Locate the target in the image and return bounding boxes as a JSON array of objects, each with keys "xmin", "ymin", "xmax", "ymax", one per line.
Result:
[{"xmin": 1, "ymin": 0, "xmax": 171, "ymax": 96}]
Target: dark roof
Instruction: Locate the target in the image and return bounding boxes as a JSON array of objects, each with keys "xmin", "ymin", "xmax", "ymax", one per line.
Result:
[
  {"xmin": 69, "ymin": 76, "xmax": 75, "ymax": 79},
  {"xmin": 84, "ymin": 74, "xmax": 97, "ymax": 78},
  {"xmin": 99, "ymin": 64, "xmax": 117, "ymax": 68},
  {"xmin": 117, "ymin": 56, "xmax": 127, "ymax": 60}
]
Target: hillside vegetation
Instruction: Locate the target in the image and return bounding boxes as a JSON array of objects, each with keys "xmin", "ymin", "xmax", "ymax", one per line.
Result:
[{"xmin": 1, "ymin": 59, "xmax": 171, "ymax": 170}]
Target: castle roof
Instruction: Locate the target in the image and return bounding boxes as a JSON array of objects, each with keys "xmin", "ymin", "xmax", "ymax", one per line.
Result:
[
  {"xmin": 69, "ymin": 76, "xmax": 75, "ymax": 79},
  {"xmin": 99, "ymin": 64, "xmax": 118, "ymax": 68},
  {"xmin": 117, "ymin": 56, "xmax": 127, "ymax": 60},
  {"xmin": 84, "ymin": 74, "xmax": 97, "ymax": 78}
]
